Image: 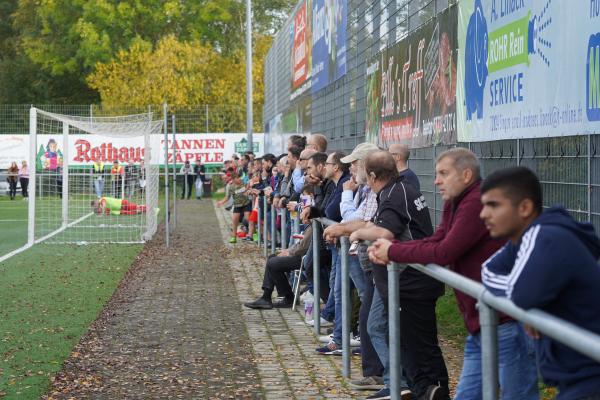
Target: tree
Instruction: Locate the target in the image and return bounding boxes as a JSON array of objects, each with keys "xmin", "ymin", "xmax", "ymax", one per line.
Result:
[{"xmin": 88, "ymin": 34, "xmax": 272, "ymax": 131}]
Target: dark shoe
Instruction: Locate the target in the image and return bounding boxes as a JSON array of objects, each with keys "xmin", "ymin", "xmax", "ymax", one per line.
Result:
[
  {"xmin": 419, "ymin": 385, "xmax": 448, "ymax": 400},
  {"xmin": 272, "ymin": 297, "xmax": 293, "ymax": 308},
  {"xmin": 366, "ymin": 388, "xmax": 390, "ymax": 400},
  {"xmin": 244, "ymin": 298, "xmax": 273, "ymax": 310}
]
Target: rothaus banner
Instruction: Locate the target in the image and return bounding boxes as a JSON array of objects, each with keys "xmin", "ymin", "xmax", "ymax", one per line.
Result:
[
  {"xmin": 291, "ymin": 0, "xmax": 312, "ymax": 99},
  {"xmin": 367, "ymin": 6, "xmax": 458, "ymax": 148},
  {"xmin": 457, "ymin": 0, "xmax": 600, "ymax": 141},
  {"xmin": 0, "ymin": 134, "xmax": 265, "ymax": 169},
  {"xmin": 311, "ymin": 0, "xmax": 347, "ymax": 93}
]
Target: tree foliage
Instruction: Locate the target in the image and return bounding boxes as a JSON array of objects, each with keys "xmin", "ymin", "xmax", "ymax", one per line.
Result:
[
  {"xmin": 88, "ymin": 35, "xmax": 272, "ymax": 132},
  {"xmin": 0, "ymin": 0, "xmax": 295, "ymax": 112}
]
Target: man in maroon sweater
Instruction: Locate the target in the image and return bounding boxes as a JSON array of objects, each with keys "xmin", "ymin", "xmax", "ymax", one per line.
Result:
[{"xmin": 368, "ymin": 148, "xmax": 538, "ymax": 399}]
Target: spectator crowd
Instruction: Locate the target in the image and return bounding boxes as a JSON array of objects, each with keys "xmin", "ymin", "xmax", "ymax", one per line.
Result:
[{"xmin": 216, "ymin": 134, "xmax": 600, "ymax": 400}]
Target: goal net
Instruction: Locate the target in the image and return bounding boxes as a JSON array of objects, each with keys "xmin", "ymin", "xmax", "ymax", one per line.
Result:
[{"xmin": 29, "ymin": 107, "xmax": 163, "ymax": 245}]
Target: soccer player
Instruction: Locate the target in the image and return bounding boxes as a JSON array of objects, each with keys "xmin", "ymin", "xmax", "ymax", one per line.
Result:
[{"xmin": 91, "ymin": 197, "xmax": 147, "ymax": 215}]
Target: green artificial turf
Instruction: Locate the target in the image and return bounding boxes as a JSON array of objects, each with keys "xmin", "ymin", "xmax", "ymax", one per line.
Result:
[{"xmin": 0, "ymin": 243, "xmax": 142, "ymax": 399}]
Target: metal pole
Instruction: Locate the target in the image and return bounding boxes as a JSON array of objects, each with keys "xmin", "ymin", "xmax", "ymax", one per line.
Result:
[
  {"xmin": 257, "ymin": 196, "xmax": 262, "ymax": 246},
  {"xmin": 163, "ymin": 103, "xmax": 170, "ymax": 248},
  {"xmin": 245, "ymin": 0, "xmax": 253, "ymax": 152},
  {"xmin": 172, "ymin": 115, "xmax": 177, "ymax": 228},
  {"xmin": 479, "ymin": 301, "xmax": 499, "ymax": 400},
  {"xmin": 270, "ymin": 203, "xmax": 276, "ymax": 254},
  {"xmin": 312, "ymin": 220, "xmax": 321, "ymax": 333},
  {"xmin": 292, "ymin": 211, "xmax": 300, "ymax": 245},
  {"xmin": 62, "ymin": 122, "xmax": 69, "ymax": 227},
  {"xmin": 340, "ymin": 236, "xmax": 351, "ymax": 378},
  {"xmin": 281, "ymin": 208, "xmax": 287, "ymax": 249},
  {"xmin": 388, "ymin": 262, "xmax": 402, "ymax": 400},
  {"xmin": 263, "ymin": 195, "xmax": 268, "ymax": 256},
  {"xmin": 28, "ymin": 107, "xmax": 37, "ymax": 246}
]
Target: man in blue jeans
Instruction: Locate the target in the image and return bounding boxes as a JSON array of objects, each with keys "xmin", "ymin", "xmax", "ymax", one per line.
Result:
[
  {"xmin": 321, "ymin": 142, "xmax": 384, "ymax": 389},
  {"xmin": 369, "ymin": 149, "xmax": 538, "ymax": 400},
  {"xmin": 352, "ymin": 151, "xmax": 447, "ymax": 400}
]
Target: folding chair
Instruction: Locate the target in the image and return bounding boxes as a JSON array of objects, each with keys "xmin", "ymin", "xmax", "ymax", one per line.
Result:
[{"xmin": 292, "ymin": 255, "xmax": 306, "ymax": 311}]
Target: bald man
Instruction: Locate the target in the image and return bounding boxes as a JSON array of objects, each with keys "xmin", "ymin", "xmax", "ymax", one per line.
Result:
[
  {"xmin": 388, "ymin": 143, "xmax": 420, "ymax": 192},
  {"xmin": 306, "ymin": 133, "xmax": 328, "ymax": 152}
]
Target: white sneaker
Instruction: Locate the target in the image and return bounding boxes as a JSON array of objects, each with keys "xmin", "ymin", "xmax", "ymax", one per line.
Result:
[
  {"xmin": 306, "ymin": 317, "xmax": 333, "ymax": 327},
  {"xmin": 319, "ymin": 334, "xmax": 333, "ymax": 343},
  {"xmin": 350, "ymin": 335, "xmax": 361, "ymax": 347}
]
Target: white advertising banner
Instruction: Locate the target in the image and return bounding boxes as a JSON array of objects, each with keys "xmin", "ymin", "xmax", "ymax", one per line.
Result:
[
  {"xmin": 0, "ymin": 134, "xmax": 264, "ymax": 169},
  {"xmin": 457, "ymin": 0, "xmax": 600, "ymax": 141}
]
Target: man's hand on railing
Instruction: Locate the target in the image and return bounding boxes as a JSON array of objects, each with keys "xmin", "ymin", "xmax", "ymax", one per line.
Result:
[
  {"xmin": 323, "ymin": 224, "xmax": 346, "ymax": 245},
  {"xmin": 368, "ymin": 238, "xmax": 393, "ymax": 265}
]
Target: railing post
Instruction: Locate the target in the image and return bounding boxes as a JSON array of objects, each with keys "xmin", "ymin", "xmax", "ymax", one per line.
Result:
[
  {"xmin": 340, "ymin": 236, "xmax": 351, "ymax": 378},
  {"xmin": 281, "ymin": 208, "xmax": 287, "ymax": 249},
  {"xmin": 312, "ymin": 220, "xmax": 321, "ymax": 334},
  {"xmin": 257, "ymin": 197, "xmax": 262, "ymax": 246},
  {"xmin": 293, "ymin": 212, "xmax": 300, "ymax": 245},
  {"xmin": 388, "ymin": 262, "xmax": 403, "ymax": 400},
  {"xmin": 479, "ymin": 301, "xmax": 499, "ymax": 400},
  {"xmin": 270, "ymin": 203, "xmax": 276, "ymax": 254},
  {"xmin": 263, "ymin": 195, "xmax": 268, "ymax": 257}
]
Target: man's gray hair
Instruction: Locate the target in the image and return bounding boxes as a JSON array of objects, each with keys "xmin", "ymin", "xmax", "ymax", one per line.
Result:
[{"xmin": 436, "ymin": 148, "xmax": 481, "ymax": 179}]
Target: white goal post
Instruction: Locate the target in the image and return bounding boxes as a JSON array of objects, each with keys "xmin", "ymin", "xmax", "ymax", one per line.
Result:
[{"xmin": 28, "ymin": 107, "xmax": 163, "ymax": 245}]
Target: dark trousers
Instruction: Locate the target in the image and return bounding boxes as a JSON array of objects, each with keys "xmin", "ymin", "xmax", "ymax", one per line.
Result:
[
  {"xmin": 8, "ymin": 180, "xmax": 17, "ymax": 198},
  {"xmin": 20, "ymin": 178, "xmax": 29, "ymax": 197},
  {"xmin": 360, "ymin": 271, "xmax": 384, "ymax": 377},
  {"xmin": 262, "ymin": 254, "xmax": 302, "ymax": 298},
  {"xmin": 400, "ymin": 296, "xmax": 449, "ymax": 398},
  {"xmin": 181, "ymin": 175, "xmax": 194, "ymax": 198}
]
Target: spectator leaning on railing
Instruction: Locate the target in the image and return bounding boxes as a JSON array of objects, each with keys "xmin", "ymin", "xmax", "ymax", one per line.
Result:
[
  {"xmin": 321, "ymin": 142, "xmax": 384, "ymax": 390},
  {"xmin": 368, "ymin": 148, "xmax": 538, "ymax": 400},
  {"xmin": 480, "ymin": 167, "xmax": 600, "ymax": 400},
  {"xmin": 350, "ymin": 150, "xmax": 448, "ymax": 400}
]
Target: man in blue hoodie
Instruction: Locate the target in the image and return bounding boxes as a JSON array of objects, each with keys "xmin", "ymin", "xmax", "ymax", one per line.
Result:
[{"xmin": 480, "ymin": 166, "xmax": 600, "ymax": 400}]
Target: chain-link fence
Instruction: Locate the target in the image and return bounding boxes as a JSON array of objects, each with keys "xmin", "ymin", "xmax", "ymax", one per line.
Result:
[
  {"xmin": 0, "ymin": 104, "xmax": 249, "ymax": 135},
  {"xmin": 262, "ymin": 0, "xmax": 600, "ymax": 230}
]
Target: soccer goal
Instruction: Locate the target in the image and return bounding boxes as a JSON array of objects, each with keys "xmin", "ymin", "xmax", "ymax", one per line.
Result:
[{"xmin": 28, "ymin": 107, "xmax": 163, "ymax": 245}]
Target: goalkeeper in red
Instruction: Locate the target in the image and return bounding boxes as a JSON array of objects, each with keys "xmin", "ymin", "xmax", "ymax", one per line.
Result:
[{"xmin": 91, "ymin": 197, "xmax": 147, "ymax": 215}]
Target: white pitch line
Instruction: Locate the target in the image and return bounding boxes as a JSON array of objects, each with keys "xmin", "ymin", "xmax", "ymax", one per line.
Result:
[{"xmin": 34, "ymin": 212, "xmax": 95, "ymax": 244}]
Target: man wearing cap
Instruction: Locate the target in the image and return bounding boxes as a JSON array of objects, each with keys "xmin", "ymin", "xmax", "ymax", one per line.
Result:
[{"xmin": 322, "ymin": 142, "xmax": 387, "ymax": 389}]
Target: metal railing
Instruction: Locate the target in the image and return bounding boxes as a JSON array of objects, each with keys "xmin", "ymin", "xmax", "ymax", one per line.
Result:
[{"xmin": 254, "ymin": 215, "xmax": 600, "ymax": 400}]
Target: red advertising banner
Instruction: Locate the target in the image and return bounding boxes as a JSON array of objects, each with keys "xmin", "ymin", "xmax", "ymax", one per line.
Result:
[{"xmin": 292, "ymin": 1, "xmax": 310, "ymax": 90}]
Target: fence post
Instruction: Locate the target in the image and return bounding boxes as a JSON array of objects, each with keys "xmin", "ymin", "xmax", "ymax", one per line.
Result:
[
  {"xmin": 388, "ymin": 262, "xmax": 402, "ymax": 400},
  {"xmin": 263, "ymin": 195, "xmax": 268, "ymax": 257},
  {"xmin": 257, "ymin": 197, "xmax": 262, "ymax": 246},
  {"xmin": 340, "ymin": 236, "xmax": 351, "ymax": 378},
  {"xmin": 171, "ymin": 115, "xmax": 177, "ymax": 228},
  {"xmin": 281, "ymin": 208, "xmax": 287, "ymax": 249},
  {"xmin": 270, "ymin": 203, "xmax": 276, "ymax": 254},
  {"xmin": 479, "ymin": 301, "xmax": 499, "ymax": 400},
  {"xmin": 293, "ymin": 212, "xmax": 300, "ymax": 245},
  {"xmin": 312, "ymin": 220, "xmax": 321, "ymax": 333}
]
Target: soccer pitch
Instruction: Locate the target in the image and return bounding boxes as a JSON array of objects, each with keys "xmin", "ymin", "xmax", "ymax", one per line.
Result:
[
  {"xmin": 0, "ymin": 194, "xmax": 151, "ymax": 260},
  {"xmin": 0, "ymin": 197, "xmax": 28, "ymax": 256}
]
